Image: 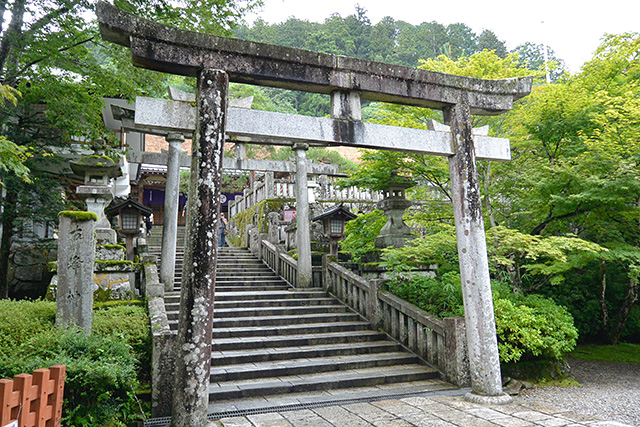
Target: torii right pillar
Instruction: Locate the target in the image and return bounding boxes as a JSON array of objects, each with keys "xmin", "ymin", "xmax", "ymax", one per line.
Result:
[{"xmin": 445, "ymin": 103, "xmax": 512, "ymax": 404}]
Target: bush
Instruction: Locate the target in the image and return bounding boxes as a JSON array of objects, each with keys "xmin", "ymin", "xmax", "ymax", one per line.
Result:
[
  {"xmin": 1, "ymin": 329, "xmax": 139, "ymax": 427},
  {"xmin": 0, "ymin": 299, "xmax": 55, "ymax": 357},
  {"xmin": 385, "ymin": 277, "xmax": 578, "ymax": 364},
  {"xmin": 386, "ymin": 273, "xmax": 464, "ymax": 318},
  {"xmin": 494, "ymin": 295, "xmax": 578, "ymax": 363},
  {"xmin": 94, "ymin": 304, "xmax": 151, "ymax": 381},
  {"xmin": 0, "ymin": 300, "xmax": 150, "ymax": 426}
]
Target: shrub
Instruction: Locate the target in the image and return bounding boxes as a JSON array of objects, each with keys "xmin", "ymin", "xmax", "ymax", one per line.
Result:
[
  {"xmin": 0, "ymin": 299, "xmax": 55, "ymax": 357},
  {"xmin": 386, "ymin": 273, "xmax": 464, "ymax": 318},
  {"xmin": 0, "ymin": 300, "xmax": 150, "ymax": 426},
  {"xmin": 94, "ymin": 304, "xmax": 151, "ymax": 381},
  {"xmin": 494, "ymin": 295, "xmax": 578, "ymax": 362},
  {"xmin": 385, "ymin": 276, "xmax": 578, "ymax": 364},
  {"xmin": 1, "ymin": 329, "xmax": 139, "ymax": 427}
]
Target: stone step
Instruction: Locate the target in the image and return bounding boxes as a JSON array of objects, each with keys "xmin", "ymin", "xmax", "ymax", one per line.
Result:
[
  {"xmin": 213, "ymin": 279, "xmax": 287, "ymax": 286},
  {"xmin": 211, "ymin": 304, "xmax": 351, "ymax": 318},
  {"xmin": 207, "ymin": 364, "xmax": 439, "ymax": 401},
  {"xmin": 211, "ymin": 312, "xmax": 363, "ymax": 328},
  {"xmin": 210, "ymin": 352, "xmax": 419, "ymax": 382},
  {"xmin": 166, "ymin": 301, "xmax": 346, "ymax": 317},
  {"xmin": 211, "ymin": 341, "xmax": 403, "ymax": 366},
  {"xmin": 207, "ymin": 321, "xmax": 373, "ymax": 338},
  {"xmin": 163, "ymin": 290, "xmax": 328, "ymax": 304},
  {"xmin": 214, "ymin": 297, "xmax": 336, "ymax": 309},
  {"xmin": 215, "ymin": 285, "xmax": 292, "ymax": 292},
  {"xmin": 211, "ymin": 330, "xmax": 386, "ymax": 351}
]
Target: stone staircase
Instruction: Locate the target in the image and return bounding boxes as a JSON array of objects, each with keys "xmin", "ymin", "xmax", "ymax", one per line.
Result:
[{"xmin": 147, "ymin": 227, "xmax": 454, "ymax": 415}]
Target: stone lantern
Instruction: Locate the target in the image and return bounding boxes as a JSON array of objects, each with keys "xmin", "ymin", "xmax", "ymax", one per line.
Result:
[
  {"xmin": 312, "ymin": 203, "xmax": 356, "ymax": 255},
  {"xmin": 375, "ymin": 173, "xmax": 415, "ymax": 249},
  {"xmin": 70, "ymin": 153, "xmax": 123, "ymax": 244},
  {"xmin": 106, "ymin": 197, "xmax": 152, "ymax": 261}
]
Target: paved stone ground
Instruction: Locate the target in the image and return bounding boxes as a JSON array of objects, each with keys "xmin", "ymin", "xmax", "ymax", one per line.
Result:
[{"xmin": 215, "ymin": 394, "xmax": 634, "ymax": 427}]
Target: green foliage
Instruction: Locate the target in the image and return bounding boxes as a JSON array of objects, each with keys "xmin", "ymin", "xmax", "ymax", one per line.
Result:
[
  {"xmin": 2, "ymin": 329, "xmax": 140, "ymax": 427},
  {"xmin": 0, "ymin": 299, "xmax": 55, "ymax": 357},
  {"xmin": 382, "ymin": 225, "xmax": 459, "ymax": 273},
  {"xmin": 494, "ymin": 295, "xmax": 578, "ymax": 363},
  {"xmin": 386, "ymin": 273, "xmax": 464, "ymax": 318},
  {"xmin": 0, "ymin": 136, "xmax": 30, "ymax": 185},
  {"xmin": 340, "ymin": 210, "xmax": 386, "ymax": 262},
  {"xmin": 94, "ymin": 304, "xmax": 152, "ymax": 381},
  {"xmin": 0, "ymin": 300, "xmax": 151, "ymax": 426}
]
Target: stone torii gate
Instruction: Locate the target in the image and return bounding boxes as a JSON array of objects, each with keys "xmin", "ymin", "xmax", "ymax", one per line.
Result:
[
  {"xmin": 111, "ymin": 100, "xmax": 340, "ymax": 290},
  {"xmin": 96, "ymin": 3, "xmax": 532, "ymax": 425}
]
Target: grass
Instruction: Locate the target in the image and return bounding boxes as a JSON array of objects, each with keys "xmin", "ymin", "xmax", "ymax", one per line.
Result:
[{"xmin": 570, "ymin": 343, "xmax": 640, "ymax": 364}]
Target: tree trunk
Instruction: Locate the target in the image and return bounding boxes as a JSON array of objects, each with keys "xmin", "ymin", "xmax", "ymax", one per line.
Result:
[
  {"xmin": 598, "ymin": 260, "xmax": 609, "ymax": 339},
  {"xmin": 0, "ymin": 187, "xmax": 17, "ymax": 299},
  {"xmin": 607, "ymin": 275, "xmax": 639, "ymax": 344},
  {"xmin": 0, "ymin": 0, "xmax": 25, "ymax": 78}
]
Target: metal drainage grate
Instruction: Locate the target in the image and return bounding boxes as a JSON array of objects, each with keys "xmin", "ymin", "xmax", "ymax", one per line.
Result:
[{"xmin": 143, "ymin": 387, "xmax": 469, "ymax": 426}]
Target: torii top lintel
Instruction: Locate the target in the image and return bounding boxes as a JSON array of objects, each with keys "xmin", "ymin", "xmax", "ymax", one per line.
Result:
[{"xmin": 96, "ymin": 2, "xmax": 532, "ymax": 116}]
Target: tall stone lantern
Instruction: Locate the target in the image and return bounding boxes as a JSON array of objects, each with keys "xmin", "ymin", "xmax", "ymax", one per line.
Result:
[
  {"xmin": 70, "ymin": 153, "xmax": 123, "ymax": 244},
  {"xmin": 375, "ymin": 173, "xmax": 415, "ymax": 249}
]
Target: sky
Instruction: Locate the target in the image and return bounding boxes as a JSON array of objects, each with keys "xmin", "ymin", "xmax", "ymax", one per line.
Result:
[{"xmin": 245, "ymin": 0, "xmax": 639, "ymax": 73}]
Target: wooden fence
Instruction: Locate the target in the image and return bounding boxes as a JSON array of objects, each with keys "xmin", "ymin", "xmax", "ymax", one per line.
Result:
[{"xmin": 0, "ymin": 365, "xmax": 65, "ymax": 427}]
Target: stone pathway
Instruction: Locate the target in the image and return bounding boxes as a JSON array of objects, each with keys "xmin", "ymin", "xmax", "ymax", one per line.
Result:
[{"xmin": 216, "ymin": 394, "xmax": 634, "ymax": 427}]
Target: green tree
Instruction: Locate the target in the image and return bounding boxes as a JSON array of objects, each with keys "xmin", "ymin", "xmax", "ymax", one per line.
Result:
[
  {"xmin": 0, "ymin": 0, "xmax": 261, "ymax": 298},
  {"xmin": 476, "ymin": 29, "xmax": 507, "ymax": 57}
]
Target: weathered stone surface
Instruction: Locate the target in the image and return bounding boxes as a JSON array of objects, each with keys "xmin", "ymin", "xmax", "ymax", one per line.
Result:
[
  {"xmin": 96, "ymin": 1, "xmax": 531, "ymax": 115},
  {"xmin": 160, "ymin": 132, "xmax": 185, "ymax": 291},
  {"xmin": 93, "ymin": 271, "xmax": 132, "ymax": 300},
  {"xmin": 294, "ymin": 143, "xmax": 312, "ymax": 288},
  {"xmin": 445, "ymin": 104, "xmax": 505, "ymax": 399},
  {"xmin": 148, "ymin": 296, "xmax": 176, "ymax": 417},
  {"xmin": 56, "ymin": 214, "xmax": 96, "ymax": 334},
  {"xmin": 134, "ymin": 96, "xmax": 512, "ymax": 161},
  {"xmin": 171, "ymin": 69, "xmax": 228, "ymax": 426},
  {"xmin": 96, "ymin": 245, "xmax": 125, "ymax": 261}
]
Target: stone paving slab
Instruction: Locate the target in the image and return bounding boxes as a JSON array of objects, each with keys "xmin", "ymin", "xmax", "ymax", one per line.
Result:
[{"xmin": 216, "ymin": 394, "xmax": 635, "ymax": 427}]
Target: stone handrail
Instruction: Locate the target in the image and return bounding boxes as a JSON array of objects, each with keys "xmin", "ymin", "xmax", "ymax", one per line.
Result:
[
  {"xmin": 140, "ymin": 253, "xmax": 176, "ymax": 417},
  {"xmin": 229, "ymin": 178, "xmax": 381, "ymax": 218},
  {"xmin": 323, "ymin": 256, "xmax": 469, "ymax": 386},
  {"xmin": 249, "ymin": 235, "xmax": 469, "ymax": 386},
  {"xmin": 260, "ymin": 239, "xmax": 298, "ymax": 287}
]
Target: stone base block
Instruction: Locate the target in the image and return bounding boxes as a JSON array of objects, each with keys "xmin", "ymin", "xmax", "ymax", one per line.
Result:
[{"xmin": 464, "ymin": 392, "xmax": 513, "ymax": 405}]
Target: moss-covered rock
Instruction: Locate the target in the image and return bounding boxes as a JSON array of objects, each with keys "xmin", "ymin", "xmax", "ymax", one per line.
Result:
[{"xmin": 58, "ymin": 210, "xmax": 98, "ymax": 222}]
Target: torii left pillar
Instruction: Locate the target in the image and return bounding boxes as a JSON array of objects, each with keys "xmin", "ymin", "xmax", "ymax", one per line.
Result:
[
  {"xmin": 171, "ymin": 69, "xmax": 227, "ymax": 427},
  {"xmin": 161, "ymin": 132, "xmax": 185, "ymax": 291}
]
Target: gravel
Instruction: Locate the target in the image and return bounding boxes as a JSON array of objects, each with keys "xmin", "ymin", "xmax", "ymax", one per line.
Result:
[{"xmin": 518, "ymin": 358, "xmax": 640, "ymax": 426}]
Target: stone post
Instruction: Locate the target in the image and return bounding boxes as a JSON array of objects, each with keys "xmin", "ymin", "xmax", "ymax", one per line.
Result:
[
  {"xmin": 293, "ymin": 143, "xmax": 312, "ymax": 288},
  {"xmin": 55, "ymin": 212, "xmax": 96, "ymax": 334},
  {"xmin": 160, "ymin": 132, "xmax": 185, "ymax": 291},
  {"xmin": 265, "ymin": 171, "xmax": 275, "ymax": 199},
  {"xmin": 171, "ymin": 69, "xmax": 228, "ymax": 427},
  {"xmin": 444, "ymin": 103, "xmax": 511, "ymax": 404}
]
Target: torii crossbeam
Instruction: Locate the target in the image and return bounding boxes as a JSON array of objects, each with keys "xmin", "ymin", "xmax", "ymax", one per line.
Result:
[{"xmin": 95, "ymin": 3, "xmax": 532, "ymax": 425}]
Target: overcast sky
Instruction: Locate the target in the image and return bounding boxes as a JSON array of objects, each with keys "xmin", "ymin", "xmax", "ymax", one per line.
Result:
[{"xmin": 245, "ymin": 0, "xmax": 639, "ymax": 73}]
